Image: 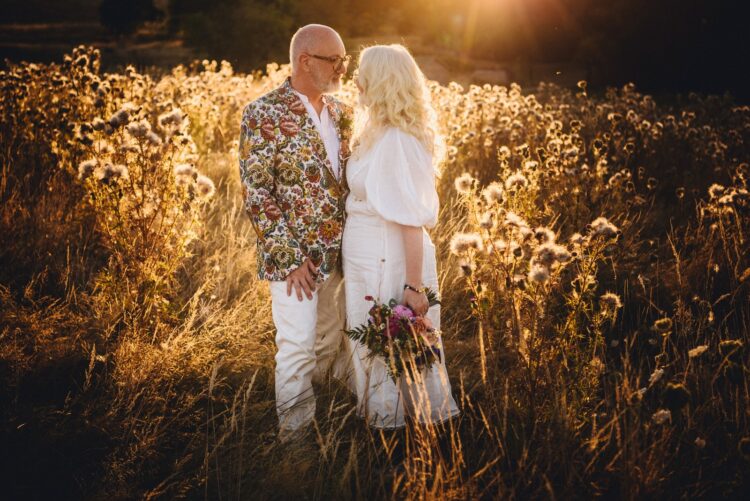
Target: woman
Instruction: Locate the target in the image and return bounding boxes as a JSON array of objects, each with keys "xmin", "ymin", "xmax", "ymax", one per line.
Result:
[{"xmin": 342, "ymin": 44, "xmax": 460, "ymax": 428}]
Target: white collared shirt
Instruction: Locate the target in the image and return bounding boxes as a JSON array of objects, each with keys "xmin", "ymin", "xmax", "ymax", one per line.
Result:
[{"xmin": 292, "ymin": 88, "xmax": 341, "ymax": 180}]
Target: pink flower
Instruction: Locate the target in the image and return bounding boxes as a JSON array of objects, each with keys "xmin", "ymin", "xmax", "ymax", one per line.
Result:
[{"xmin": 392, "ymin": 304, "xmax": 416, "ymax": 320}]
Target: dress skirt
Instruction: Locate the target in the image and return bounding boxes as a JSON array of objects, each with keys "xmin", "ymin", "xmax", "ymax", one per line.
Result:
[{"xmin": 340, "ymin": 198, "xmax": 460, "ymax": 428}]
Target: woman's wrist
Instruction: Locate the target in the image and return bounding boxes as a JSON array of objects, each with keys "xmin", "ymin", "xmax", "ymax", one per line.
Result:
[{"xmin": 404, "ymin": 283, "xmax": 427, "ymax": 294}]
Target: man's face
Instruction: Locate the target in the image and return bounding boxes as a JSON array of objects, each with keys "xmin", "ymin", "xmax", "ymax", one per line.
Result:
[{"xmin": 307, "ymin": 36, "xmax": 347, "ymax": 93}]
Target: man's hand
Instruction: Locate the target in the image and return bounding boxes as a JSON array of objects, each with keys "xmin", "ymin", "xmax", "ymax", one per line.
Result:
[{"xmin": 286, "ymin": 258, "xmax": 318, "ymax": 301}]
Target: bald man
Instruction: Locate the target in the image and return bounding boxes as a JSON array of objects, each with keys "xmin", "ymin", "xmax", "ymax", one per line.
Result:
[{"xmin": 238, "ymin": 24, "xmax": 353, "ymax": 439}]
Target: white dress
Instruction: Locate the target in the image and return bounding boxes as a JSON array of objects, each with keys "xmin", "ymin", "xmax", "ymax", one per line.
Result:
[{"xmin": 340, "ymin": 127, "xmax": 460, "ymax": 429}]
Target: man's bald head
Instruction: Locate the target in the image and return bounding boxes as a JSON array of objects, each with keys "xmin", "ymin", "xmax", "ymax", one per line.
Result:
[{"xmin": 289, "ymin": 24, "xmax": 344, "ymax": 73}]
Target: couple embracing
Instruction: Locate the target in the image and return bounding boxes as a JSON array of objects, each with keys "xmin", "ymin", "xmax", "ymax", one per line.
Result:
[{"xmin": 238, "ymin": 24, "xmax": 459, "ymax": 439}]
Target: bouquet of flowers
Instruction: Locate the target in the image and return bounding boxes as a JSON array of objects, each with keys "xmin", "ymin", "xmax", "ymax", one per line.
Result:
[{"xmin": 345, "ymin": 290, "xmax": 443, "ymax": 381}]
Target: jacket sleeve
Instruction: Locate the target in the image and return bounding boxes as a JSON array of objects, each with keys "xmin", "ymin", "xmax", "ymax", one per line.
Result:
[{"xmin": 238, "ymin": 102, "xmax": 306, "ymax": 277}]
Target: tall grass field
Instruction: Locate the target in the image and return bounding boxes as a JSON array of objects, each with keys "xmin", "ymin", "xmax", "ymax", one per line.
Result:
[{"xmin": 1, "ymin": 46, "xmax": 748, "ymax": 499}]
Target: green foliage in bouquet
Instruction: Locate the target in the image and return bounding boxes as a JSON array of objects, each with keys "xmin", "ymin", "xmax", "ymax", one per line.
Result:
[{"xmin": 345, "ymin": 289, "xmax": 442, "ymax": 381}]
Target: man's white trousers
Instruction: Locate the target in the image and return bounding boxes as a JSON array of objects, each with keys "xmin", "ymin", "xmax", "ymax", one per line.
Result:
[{"xmin": 269, "ymin": 269, "xmax": 345, "ymax": 435}]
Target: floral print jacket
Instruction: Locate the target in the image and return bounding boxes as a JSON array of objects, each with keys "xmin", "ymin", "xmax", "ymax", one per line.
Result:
[{"xmin": 239, "ymin": 78, "xmax": 352, "ymax": 283}]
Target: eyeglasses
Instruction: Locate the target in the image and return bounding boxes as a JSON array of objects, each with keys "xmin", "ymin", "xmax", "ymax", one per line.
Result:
[{"xmin": 307, "ymin": 53, "xmax": 352, "ymax": 72}]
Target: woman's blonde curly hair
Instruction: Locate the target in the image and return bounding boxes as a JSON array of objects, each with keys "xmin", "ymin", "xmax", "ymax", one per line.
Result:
[{"xmin": 350, "ymin": 44, "xmax": 444, "ymax": 169}]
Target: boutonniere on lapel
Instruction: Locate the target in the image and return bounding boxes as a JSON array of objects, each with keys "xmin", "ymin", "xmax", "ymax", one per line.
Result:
[
  {"xmin": 337, "ymin": 109, "xmax": 354, "ymax": 161},
  {"xmin": 338, "ymin": 111, "xmax": 353, "ymax": 137}
]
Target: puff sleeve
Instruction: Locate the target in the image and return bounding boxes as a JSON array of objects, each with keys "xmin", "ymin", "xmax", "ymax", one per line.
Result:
[{"xmin": 364, "ymin": 128, "xmax": 439, "ymax": 228}]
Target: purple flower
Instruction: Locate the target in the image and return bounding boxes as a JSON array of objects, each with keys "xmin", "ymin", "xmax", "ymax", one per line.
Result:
[{"xmin": 392, "ymin": 304, "xmax": 416, "ymax": 320}]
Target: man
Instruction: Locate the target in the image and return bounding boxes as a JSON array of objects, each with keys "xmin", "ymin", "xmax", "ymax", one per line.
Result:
[{"xmin": 238, "ymin": 24, "xmax": 352, "ymax": 438}]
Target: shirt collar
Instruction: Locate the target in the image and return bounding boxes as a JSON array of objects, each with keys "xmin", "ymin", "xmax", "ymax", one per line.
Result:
[{"xmin": 292, "ymin": 88, "xmax": 311, "ymax": 104}]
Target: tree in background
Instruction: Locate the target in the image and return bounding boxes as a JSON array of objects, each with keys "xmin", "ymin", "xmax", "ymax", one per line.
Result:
[
  {"xmin": 168, "ymin": 0, "xmax": 295, "ymax": 70},
  {"xmin": 167, "ymin": 0, "xmax": 421, "ymax": 70},
  {"xmin": 99, "ymin": 0, "xmax": 163, "ymax": 36}
]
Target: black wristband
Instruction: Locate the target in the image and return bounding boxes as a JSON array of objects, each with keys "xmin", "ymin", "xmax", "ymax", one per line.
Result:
[{"xmin": 404, "ymin": 283, "xmax": 425, "ymax": 294}]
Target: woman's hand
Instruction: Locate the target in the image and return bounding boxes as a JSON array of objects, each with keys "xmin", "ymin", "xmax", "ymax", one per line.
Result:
[
  {"xmin": 399, "ymin": 224, "xmax": 427, "ymax": 315},
  {"xmin": 404, "ymin": 288, "xmax": 429, "ymax": 316}
]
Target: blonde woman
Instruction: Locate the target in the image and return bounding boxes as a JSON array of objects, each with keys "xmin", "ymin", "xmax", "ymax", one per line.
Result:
[{"xmin": 342, "ymin": 44, "xmax": 460, "ymax": 428}]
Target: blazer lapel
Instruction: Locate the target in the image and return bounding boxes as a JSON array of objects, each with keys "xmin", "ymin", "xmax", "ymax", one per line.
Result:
[
  {"xmin": 304, "ymin": 114, "xmax": 343, "ymax": 195},
  {"xmin": 278, "ymin": 79, "xmax": 346, "ymax": 196},
  {"xmin": 324, "ymin": 96, "xmax": 351, "ymax": 194}
]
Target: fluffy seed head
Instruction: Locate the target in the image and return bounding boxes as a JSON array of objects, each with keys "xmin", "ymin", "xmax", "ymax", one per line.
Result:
[
  {"xmin": 96, "ymin": 162, "xmax": 129, "ymax": 181},
  {"xmin": 77, "ymin": 159, "xmax": 97, "ymax": 179},
  {"xmin": 481, "ymin": 182, "xmax": 504, "ymax": 204},
  {"xmin": 652, "ymin": 409, "xmax": 671, "ymax": 425},
  {"xmin": 533, "ymin": 243, "xmax": 569, "ymax": 267},
  {"xmin": 590, "ymin": 216, "xmax": 619, "ymax": 238},
  {"xmin": 528, "ymin": 264, "xmax": 550, "ymax": 283},
  {"xmin": 196, "ymin": 174, "xmax": 215, "ymax": 198},
  {"xmin": 174, "ymin": 163, "xmax": 197, "ymax": 179},
  {"xmin": 92, "ymin": 117, "xmax": 105, "ymax": 131},
  {"xmin": 600, "ymin": 292, "xmax": 623, "ymax": 311},
  {"xmin": 489, "ymin": 239, "xmax": 507, "ymax": 253},
  {"xmin": 158, "ymin": 108, "xmax": 186, "ymax": 127},
  {"xmin": 450, "ymin": 232, "xmax": 483, "ymax": 254},
  {"xmin": 454, "ymin": 172, "xmax": 476, "ymax": 194},
  {"xmin": 505, "ymin": 172, "xmax": 529, "ymax": 191},
  {"xmin": 126, "ymin": 119, "xmax": 151, "ymax": 139},
  {"xmin": 109, "ymin": 109, "xmax": 130, "ymax": 128},
  {"xmin": 479, "ymin": 212, "xmax": 493, "ymax": 229},
  {"xmin": 504, "ymin": 211, "xmax": 528, "ymax": 229},
  {"xmin": 518, "ymin": 225, "xmax": 533, "ymax": 240},
  {"xmin": 146, "ymin": 131, "xmax": 162, "ymax": 146},
  {"xmin": 554, "ymin": 245, "xmax": 572, "ymax": 263},
  {"xmin": 569, "ymin": 232, "xmax": 585, "ymax": 245},
  {"xmin": 534, "ymin": 226, "xmax": 556, "ymax": 244},
  {"xmin": 533, "ymin": 244, "xmax": 558, "ymax": 267}
]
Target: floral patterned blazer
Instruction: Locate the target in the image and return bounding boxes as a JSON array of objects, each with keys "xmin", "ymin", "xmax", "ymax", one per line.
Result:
[{"xmin": 239, "ymin": 78, "xmax": 352, "ymax": 283}]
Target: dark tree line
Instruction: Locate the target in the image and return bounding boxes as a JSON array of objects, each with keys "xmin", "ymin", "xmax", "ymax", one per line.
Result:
[
  {"xmin": 99, "ymin": 0, "xmax": 164, "ymax": 35},
  {"xmin": 2, "ymin": 0, "xmax": 745, "ymax": 98},
  {"xmin": 160, "ymin": 0, "xmax": 747, "ymax": 97}
]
